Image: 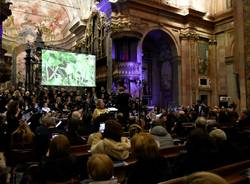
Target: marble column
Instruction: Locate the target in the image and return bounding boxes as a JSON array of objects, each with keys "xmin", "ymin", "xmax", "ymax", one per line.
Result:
[
  {"xmin": 179, "ymin": 32, "xmax": 199, "ymax": 106},
  {"xmin": 208, "ymin": 39, "xmax": 218, "ymax": 106},
  {"xmin": 225, "ymin": 56, "xmax": 238, "ymax": 106},
  {"xmin": 243, "ymin": 0, "xmax": 250, "ymax": 109},
  {"xmin": 106, "ymin": 32, "xmax": 113, "ymax": 94},
  {"xmin": 233, "ymin": 0, "xmax": 248, "ymax": 110}
]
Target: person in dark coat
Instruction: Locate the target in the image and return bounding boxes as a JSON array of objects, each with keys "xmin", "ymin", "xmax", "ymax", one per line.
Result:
[
  {"xmin": 127, "ymin": 132, "xmax": 174, "ymax": 184},
  {"xmin": 116, "ymin": 87, "xmax": 131, "ymax": 126},
  {"xmin": 39, "ymin": 134, "xmax": 78, "ymax": 183},
  {"xmin": 176, "ymin": 128, "xmax": 218, "ymax": 176}
]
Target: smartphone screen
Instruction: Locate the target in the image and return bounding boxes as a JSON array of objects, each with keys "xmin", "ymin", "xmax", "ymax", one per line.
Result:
[
  {"xmin": 22, "ymin": 112, "xmax": 31, "ymax": 121},
  {"xmin": 99, "ymin": 123, "xmax": 105, "ymax": 133}
]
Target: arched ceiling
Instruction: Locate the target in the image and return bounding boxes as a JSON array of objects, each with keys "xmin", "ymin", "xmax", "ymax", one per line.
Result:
[
  {"xmin": 3, "ymin": 0, "xmax": 95, "ymax": 44},
  {"xmin": 2, "ymin": 0, "xmax": 231, "ymax": 46}
]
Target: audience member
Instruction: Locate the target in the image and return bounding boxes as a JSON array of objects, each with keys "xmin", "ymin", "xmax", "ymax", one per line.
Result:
[
  {"xmin": 11, "ymin": 121, "xmax": 34, "ymax": 148},
  {"xmin": 66, "ymin": 118, "xmax": 86, "ymax": 145},
  {"xmin": 209, "ymin": 128, "xmax": 247, "ymax": 166},
  {"xmin": 90, "ymin": 120, "xmax": 130, "ymax": 160},
  {"xmin": 39, "ymin": 134, "xmax": 78, "ymax": 183},
  {"xmin": 127, "ymin": 132, "xmax": 174, "ymax": 184},
  {"xmin": 176, "ymin": 128, "xmax": 218, "ymax": 176},
  {"xmin": 237, "ymin": 110, "xmax": 250, "ymax": 129},
  {"xmin": 150, "ymin": 125, "xmax": 174, "ymax": 149},
  {"xmin": 128, "ymin": 123, "xmax": 142, "ymax": 139},
  {"xmin": 185, "ymin": 171, "xmax": 228, "ymax": 184},
  {"xmin": 35, "ymin": 114, "xmax": 60, "ymax": 159},
  {"xmin": 6, "ymin": 100, "xmax": 21, "ymax": 135},
  {"xmin": 0, "ymin": 152, "xmax": 7, "ymax": 184},
  {"xmin": 81, "ymin": 154, "xmax": 118, "ymax": 184},
  {"xmin": 195, "ymin": 116, "xmax": 207, "ymax": 131}
]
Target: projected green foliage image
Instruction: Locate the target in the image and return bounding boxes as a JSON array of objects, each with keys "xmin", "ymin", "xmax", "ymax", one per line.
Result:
[{"xmin": 41, "ymin": 50, "xmax": 96, "ymax": 87}]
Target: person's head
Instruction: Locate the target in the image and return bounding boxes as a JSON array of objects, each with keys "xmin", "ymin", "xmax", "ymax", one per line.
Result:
[
  {"xmin": 67, "ymin": 119, "xmax": 81, "ymax": 133},
  {"xmin": 25, "ymin": 91, "xmax": 30, "ymax": 97},
  {"xmin": 13, "ymin": 90, "xmax": 21, "ymax": 98},
  {"xmin": 209, "ymin": 128, "xmax": 227, "ymax": 142},
  {"xmin": 71, "ymin": 110, "xmax": 82, "ymax": 120},
  {"xmin": 131, "ymin": 132, "xmax": 159, "ymax": 161},
  {"xmin": 187, "ymin": 128, "xmax": 214, "ymax": 154},
  {"xmin": 12, "ymin": 121, "xmax": 34, "ymax": 144},
  {"xmin": 239, "ymin": 110, "xmax": 249, "ymax": 120},
  {"xmin": 103, "ymin": 120, "xmax": 123, "ymax": 142},
  {"xmin": 185, "ymin": 171, "xmax": 228, "ymax": 184},
  {"xmin": 48, "ymin": 134, "xmax": 70, "ymax": 159},
  {"xmin": 118, "ymin": 87, "xmax": 125, "ymax": 94},
  {"xmin": 7, "ymin": 100, "xmax": 19, "ymax": 115},
  {"xmin": 42, "ymin": 115, "xmax": 56, "ymax": 128},
  {"xmin": 96, "ymin": 99, "xmax": 105, "ymax": 109},
  {"xmin": 150, "ymin": 125, "xmax": 168, "ymax": 137},
  {"xmin": 195, "ymin": 116, "xmax": 207, "ymax": 130},
  {"xmin": 87, "ymin": 154, "xmax": 113, "ymax": 181},
  {"xmin": 129, "ymin": 124, "xmax": 142, "ymax": 138}
]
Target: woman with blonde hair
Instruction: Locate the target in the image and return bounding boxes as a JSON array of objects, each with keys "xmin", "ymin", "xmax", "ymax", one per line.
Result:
[
  {"xmin": 127, "ymin": 132, "xmax": 173, "ymax": 184},
  {"xmin": 11, "ymin": 121, "xmax": 34, "ymax": 148},
  {"xmin": 90, "ymin": 120, "xmax": 130, "ymax": 161},
  {"xmin": 81, "ymin": 154, "xmax": 118, "ymax": 184},
  {"xmin": 40, "ymin": 134, "xmax": 78, "ymax": 183},
  {"xmin": 92, "ymin": 99, "xmax": 109, "ymax": 121},
  {"xmin": 185, "ymin": 171, "xmax": 228, "ymax": 184}
]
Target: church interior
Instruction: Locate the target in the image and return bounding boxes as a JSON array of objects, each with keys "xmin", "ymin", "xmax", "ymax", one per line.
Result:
[{"xmin": 1, "ymin": 0, "xmax": 250, "ymax": 184}]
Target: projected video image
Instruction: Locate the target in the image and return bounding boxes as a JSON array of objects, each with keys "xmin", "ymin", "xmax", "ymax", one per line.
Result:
[{"xmin": 41, "ymin": 50, "xmax": 96, "ymax": 87}]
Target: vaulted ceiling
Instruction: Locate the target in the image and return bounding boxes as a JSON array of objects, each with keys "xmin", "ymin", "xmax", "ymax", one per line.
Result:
[
  {"xmin": 2, "ymin": 0, "xmax": 231, "ymax": 46},
  {"xmin": 3, "ymin": 0, "xmax": 94, "ymax": 44}
]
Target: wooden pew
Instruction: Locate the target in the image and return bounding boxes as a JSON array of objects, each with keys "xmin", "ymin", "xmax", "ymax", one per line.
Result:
[
  {"xmin": 70, "ymin": 144, "xmax": 91, "ymax": 157},
  {"xmin": 70, "ymin": 144, "xmax": 186, "ymax": 183},
  {"xmin": 113, "ymin": 145, "xmax": 186, "ymax": 183},
  {"xmin": 159, "ymin": 160, "xmax": 250, "ymax": 184},
  {"xmin": 70, "ymin": 144, "xmax": 186, "ymax": 161},
  {"xmin": 70, "ymin": 144, "xmax": 92, "ymax": 180},
  {"xmin": 159, "ymin": 145, "xmax": 186, "ymax": 158}
]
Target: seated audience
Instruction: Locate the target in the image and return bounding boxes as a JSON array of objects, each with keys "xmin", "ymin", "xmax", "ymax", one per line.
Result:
[
  {"xmin": 39, "ymin": 134, "xmax": 78, "ymax": 183},
  {"xmin": 150, "ymin": 124, "xmax": 174, "ymax": 149},
  {"xmin": 71, "ymin": 110, "xmax": 83, "ymax": 120},
  {"xmin": 127, "ymin": 132, "xmax": 174, "ymax": 184},
  {"xmin": 90, "ymin": 120, "xmax": 130, "ymax": 160},
  {"xmin": 185, "ymin": 171, "xmax": 228, "ymax": 184},
  {"xmin": 0, "ymin": 152, "xmax": 7, "ymax": 184},
  {"xmin": 11, "ymin": 121, "xmax": 34, "ymax": 148},
  {"xmin": 236, "ymin": 110, "xmax": 250, "ymax": 129},
  {"xmin": 209, "ymin": 128, "xmax": 247, "ymax": 165},
  {"xmin": 35, "ymin": 114, "xmax": 60, "ymax": 159},
  {"xmin": 195, "ymin": 116, "xmax": 207, "ymax": 131},
  {"xmin": 66, "ymin": 118, "xmax": 87, "ymax": 145},
  {"xmin": 128, "ymin": 123, "xmax": 142, "ymax": 139},
  {"xmin": 81, "ymin": 154, "xmax": 118, "ymax": 184},
  {"xmin": 176, "ymin": 128, "xmax": 218, "ymax": 176}
]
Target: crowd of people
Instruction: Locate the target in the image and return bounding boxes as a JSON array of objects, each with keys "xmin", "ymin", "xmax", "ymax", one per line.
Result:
[{"xmin": 0, "ymin": 85, "xmax": 250, "ymax": 184}]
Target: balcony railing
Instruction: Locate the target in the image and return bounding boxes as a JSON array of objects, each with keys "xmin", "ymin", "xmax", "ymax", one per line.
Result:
[{"xmin": 113, "ymin": 61, "xmax": 140, "ymax": 78}]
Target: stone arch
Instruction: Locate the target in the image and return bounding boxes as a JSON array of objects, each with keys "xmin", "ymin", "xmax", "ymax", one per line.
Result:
[
  {"xmin": 140, "ymin": 28, "xmax": 179, "ymax": 108},
  {"xmin": 138, "ymin": 26, "xmax": 180, "ymax": 57}
]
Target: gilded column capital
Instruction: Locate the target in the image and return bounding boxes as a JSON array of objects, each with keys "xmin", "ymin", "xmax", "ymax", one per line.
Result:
[
  {"xmin": 110, "ymin": 15, "xmax": 132, "ymax": 33},
  {"xmin": 208, "ymin": 39, "xmax": 217, "ymax": 45},
  {"xmin": 179, "ymin": 32, "xmax": 199, "ymax": 40}
]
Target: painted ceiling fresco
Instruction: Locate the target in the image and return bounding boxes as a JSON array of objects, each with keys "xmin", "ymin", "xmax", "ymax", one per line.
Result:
[{"xmin": 3, "ymin": 0, "xmax": 72, "ymax": 43}]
